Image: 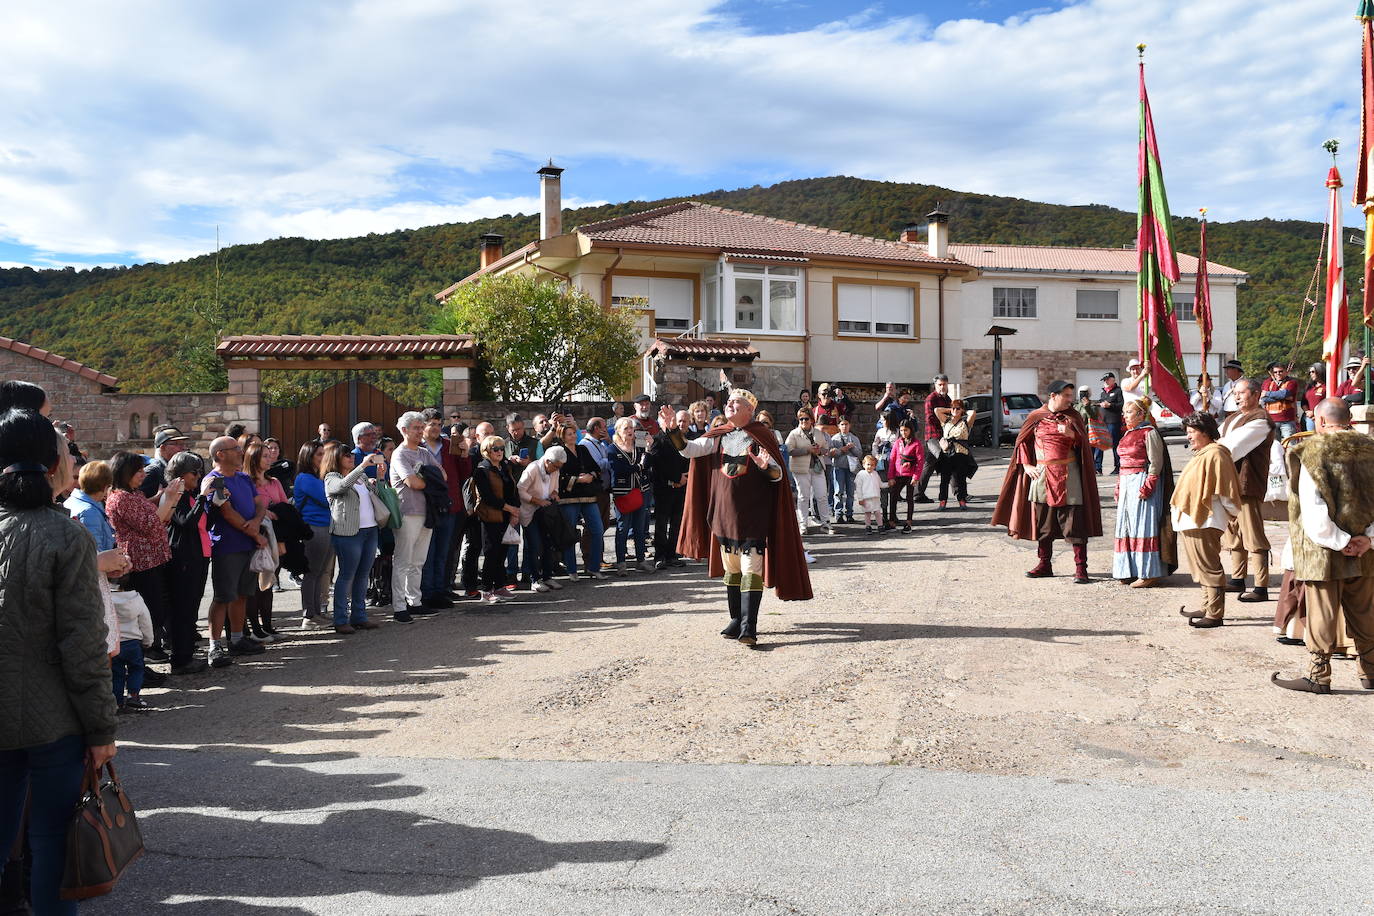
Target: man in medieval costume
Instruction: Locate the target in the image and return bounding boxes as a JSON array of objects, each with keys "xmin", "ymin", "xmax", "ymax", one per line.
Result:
[
  {"xmin": 1216, "ymin": 378, "xmax": 1276, "ymax": 603},
  {"xmin": 660, "ymin": 390, "xmax": 811, "ymax": 648},
  {"xmin": 1169, "ymin": 411, "xmax": 1241, "ymax": 627},
  {"xmin": 992, "ymin": 379, "xmax": 1103, "ymax": 584},
  {"xmin": 1272, "ymin": 398, "xmax": 1374, "ymax": 694}
]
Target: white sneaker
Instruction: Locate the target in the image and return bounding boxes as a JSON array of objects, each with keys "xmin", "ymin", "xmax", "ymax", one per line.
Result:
[
  {"xmin": 544, "ymin": 578, "xmax": 563, "ymax": 590},
  {"xmin": 805, "ymin": 551, "xmax": 817, "ymax": 564},
  {"xmin": 532, "ymin": 580, "xmax": 551, "ymax": 592},
  {"xmin": 483, "ymin": 591, "xmax": 504, "ymax": 605}
]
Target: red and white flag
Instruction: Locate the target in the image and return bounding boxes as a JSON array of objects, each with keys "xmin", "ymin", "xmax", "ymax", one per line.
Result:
[
  {"xmin": 1323, "ymin": 165, "xmax": 1349, "ymax": 392},
  {"xmin": 1194, "ymin": 213, "xmax": 1213, "ymax": 367}
]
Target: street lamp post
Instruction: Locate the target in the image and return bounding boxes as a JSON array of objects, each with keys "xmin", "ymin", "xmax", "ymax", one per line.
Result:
[{"xmin": 985, "ymin": 325, "xmax": 1018, "ymax": 447}]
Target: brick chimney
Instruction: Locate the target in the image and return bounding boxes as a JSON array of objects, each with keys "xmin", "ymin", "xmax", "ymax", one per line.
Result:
[
  {"xmin": 899, "ymin": 223, "xmax": 921, "ymax": 243},
  {"xmin": 479, "ymin": 233, "xmax": 504, "ymax": 269},
  {"xmin": 926, "ymin": 204, "xmax": 949, "ymax": 259},
  {"xmin": 537, "ymin": 160, "xmax": 564, "ymax": 239}
]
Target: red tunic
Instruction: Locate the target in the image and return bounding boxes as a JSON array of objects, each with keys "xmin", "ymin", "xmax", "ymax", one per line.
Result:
[
  {"xmin": 1116, "ymin": 426, "xmax": 1150, "ymax": 473},
  {"xmin": 1022, "ymin": 413, "xmax": 1079, "ymax": 507}
]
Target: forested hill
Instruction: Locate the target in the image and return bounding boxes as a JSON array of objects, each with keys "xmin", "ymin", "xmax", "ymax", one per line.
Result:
[{"xmin": 0, "ymin": 176, "xmax": 1355, "ymax": 392}]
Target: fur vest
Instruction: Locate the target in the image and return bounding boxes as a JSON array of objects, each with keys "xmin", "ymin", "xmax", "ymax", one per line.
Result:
[{"xmin": 1286, "ymin": 431, "xmax": 1374, "ymax": 581}]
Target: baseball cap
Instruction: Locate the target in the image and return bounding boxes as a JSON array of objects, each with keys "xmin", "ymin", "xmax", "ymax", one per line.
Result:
[
  {"xmin": 1047, "ymin": 380, "xmax": 1074, "ymax": 395},
  {"xmin": 154, "ymin": 427, "xmax": 192, "ymax": 447},
  {"xmin": 1100, "ymin": 371, "xmax": 1116, "ymax": 381}
]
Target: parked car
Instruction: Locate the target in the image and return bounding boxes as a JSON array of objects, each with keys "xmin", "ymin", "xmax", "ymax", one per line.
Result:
[
  {"xmin": 966, "ymin": 393, "xmax": 1044, "ymax": 446},
  {"xmin": 1148, "ymin": 398, "xmax": 1183, "ymax": 436}
]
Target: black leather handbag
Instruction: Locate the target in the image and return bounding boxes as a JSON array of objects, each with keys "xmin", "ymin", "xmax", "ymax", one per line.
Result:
[{"xmin": 60, "ymin": 761, "xmax": 144, "ymax": 900}]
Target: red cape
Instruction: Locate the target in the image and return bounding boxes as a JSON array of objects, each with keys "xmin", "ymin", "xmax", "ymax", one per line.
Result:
[
  {"xmin": 676, "ymin": 421, "xmax": 813, "ymax": 601},
  {"xmin": 990, "ymin": 407, "xmax": 1104, "ymax": 540}
]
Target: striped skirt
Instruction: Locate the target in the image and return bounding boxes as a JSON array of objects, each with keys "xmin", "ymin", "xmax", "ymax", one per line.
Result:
[{"xmin": 1112, "ymin": 470, "xmax": 1163, "ymax": 579}]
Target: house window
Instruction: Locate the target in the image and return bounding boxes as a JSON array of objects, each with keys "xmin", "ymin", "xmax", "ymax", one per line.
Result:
[
  {"xmin": 705, "ymin": 262, "xmax": 804, "ymax": 335},
  {"xmin": 611, "ymin": 276, "xmax": 694, "ymax": 332},
  {"xmin": 1076, "ymin": 289, "xmax": 1119, "ymax": 320},
  {"xmin": 993, "ymin": 287, "xmax": 1037, "ymax": 319},
  {"xmin": 836, "ymin": 283, "xmax": 916, "ymax": 338},
  {"xmin": 1174, "ymin": 292, "xmax": 1195, "ymax": 322}
]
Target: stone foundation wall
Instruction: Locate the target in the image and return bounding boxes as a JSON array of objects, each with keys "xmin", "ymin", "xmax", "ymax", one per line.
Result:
[{"xmin": 961, "ymin": 347, "xmax": 1138, "ymax": 396}]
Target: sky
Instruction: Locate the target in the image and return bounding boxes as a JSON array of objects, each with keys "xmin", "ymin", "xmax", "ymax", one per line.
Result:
[{"xmin": 0, "ymin": 0, "xmax": 1364, "ymax": 269}]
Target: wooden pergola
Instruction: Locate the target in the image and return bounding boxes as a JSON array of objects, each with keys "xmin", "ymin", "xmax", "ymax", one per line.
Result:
[{"xmin": 216, "ymin": 334, "xmax": 478, "ymax": 433}]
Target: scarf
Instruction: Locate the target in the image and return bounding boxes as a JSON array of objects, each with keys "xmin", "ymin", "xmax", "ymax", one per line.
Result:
[{"xmin": 1169, "ymin": 441, "xmax": 1241, "ymax": 527}]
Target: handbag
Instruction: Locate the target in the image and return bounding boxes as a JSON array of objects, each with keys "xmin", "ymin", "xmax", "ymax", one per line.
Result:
[
  {"xmin": 60, "ymin": 761, "xmax": 144, "ymax": 900},
  {"xmin": 501, "ymin": 522, "xmax": 522, "ymax": 546},
  {"xmin": 613, "ymin": 486, "xmax": 644, "ymax": 515},
  {"xmin": 1087, "ymin": 418, "xmax": 1113, "ymax": 451},
  {"xmin": 373, "ymin": 480, "xmax": 403, "ymax": 530},
  {"xmin": 367, "ymin": 486, "xmax": 391, "ymax": 528},
  {"xmin": 538, "ymin": 503, "xmax": 581, "ymax": 549}
]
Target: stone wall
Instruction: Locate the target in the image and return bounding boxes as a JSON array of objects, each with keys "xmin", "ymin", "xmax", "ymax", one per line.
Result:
[{"xmin": 962, "ymin": 347, "xmax": 1137, "ymax": 396}]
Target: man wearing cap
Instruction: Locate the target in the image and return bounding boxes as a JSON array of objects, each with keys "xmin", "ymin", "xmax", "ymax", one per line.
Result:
[
  {"xmin": 1334, "ymin": 355, "xmax": 1369, "ymax": 400},
  {"xmin": 1096, "ymin": 372, "xmax": 1125, "ymax": 474},
  {"xmin": 630, "ymin": 394, "xmax": 661, "ymax": 451},
  {"xmin": 1219, "ymin": 359, "xmax": 1245, "ymax": 417},
  {"xmin": 1260, "ymin": 362, "xmax": 1300, "ymax": 441},
  {"xmin": 660, "ymin": 390, "xmax": 811, "ymax": 648},
  {"xmin": 139, "ymin": 426, "xmax": 193, "ymax": 498},
  {"xmin": 1218, "ymin": 378, "xmax": 1275, "ymax": 602},
  {"xmin": 917, "ymin": 374, "xmax": 953, "ymax": 502},
  {"xmin": 992, "ymin": 380, "xmax": 1103, "ymax": 584}
]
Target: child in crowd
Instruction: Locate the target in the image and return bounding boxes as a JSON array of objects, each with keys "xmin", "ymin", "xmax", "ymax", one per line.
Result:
[
  {"xmin": 854, "ymin": 454, "xmax": 883, "ymax": 534},
  {"xmin": 111, "ymin": 586, "xmax": 155, "ymax": 712}
]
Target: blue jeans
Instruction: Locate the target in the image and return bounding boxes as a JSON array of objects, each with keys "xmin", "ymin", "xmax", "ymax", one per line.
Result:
[
  {"xmin": 1276, "ymin": 420, "xmax": 1298, "ymax": 441},
  {"xmin": 420, "ymin": 513, "xmax": 457, "ymax": 599},
  {"xmin": 332, "ymin": 527, "xmax": 379, "ymax": 626},
  {"xmin": 0, "ymin": 734, "xmax": 85, "ymax": 916},
  {"xmin": 112, "ymin": 638, "xmax": 145, "ymax": 702},
  {"xmin": 831, "ymin": 465, "xmax": 856, "ymax": 517},
  {"xmin": 614, "ymin": 503, "xmax": 649, "ymax": 562},
  {"xmin": 561, "ymin": 502, "xmax": 604, "ymax": 575}
]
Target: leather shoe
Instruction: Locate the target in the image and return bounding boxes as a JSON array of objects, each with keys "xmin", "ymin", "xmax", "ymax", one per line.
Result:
[
  {"xmin": 1179, "ymin": 605, "xmax": 1200, "ymax": 617},
  {"xmin": 334, "ymin": 624, "xmax": 356, "ymax": 635},
  {"xmin": 1224, "ymin": 578, "xmax": 1246, "ymax": 593},
  {"xmin": 1188, "ymin": 616, "xmax": 1223, "ymax": 628},
  {"xmin": 353, "ymin": 620, "xmax": 380, "ymax": 630},
  {"xmin": 1236, "ymin": 588, "xmax": 1269, "ymax": 603},
  {"xmin": 1275, "ymin": 636, "xmax": 1306, "ymax": 646},
  {"xmin": 1271, "ymin": 672, "xmax": 1331, "ymax": 694},
  {"xmin": 1361, "ymin": 677, "xmax": 1374, "ymax": 690}
]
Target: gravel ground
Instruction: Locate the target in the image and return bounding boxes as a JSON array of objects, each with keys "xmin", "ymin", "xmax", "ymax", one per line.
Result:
[{"xmin": 121, "ymin": 440, "xmax": 1374, "ymax": 792}]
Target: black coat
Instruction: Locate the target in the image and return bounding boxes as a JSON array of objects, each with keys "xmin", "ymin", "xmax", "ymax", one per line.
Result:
[{"xmin": 418, "ymin": 464, "xmax": 451, "ymax": 529}]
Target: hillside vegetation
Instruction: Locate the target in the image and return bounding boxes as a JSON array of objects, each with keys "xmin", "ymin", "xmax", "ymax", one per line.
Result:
[{"xmin": 0, "ymin": 176, "xmax": 1359, "ymax": 392}]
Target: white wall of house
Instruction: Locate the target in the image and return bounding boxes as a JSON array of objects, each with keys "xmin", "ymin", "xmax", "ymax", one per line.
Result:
[{"xmin": 959, "ymin": 270, "xmax": 1241, "ymax": 376}]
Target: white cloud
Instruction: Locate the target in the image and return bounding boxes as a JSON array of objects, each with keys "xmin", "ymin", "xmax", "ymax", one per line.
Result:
[{"xmin": 0, "ymin": 0, "xmax": 1362, "ymax": 266}]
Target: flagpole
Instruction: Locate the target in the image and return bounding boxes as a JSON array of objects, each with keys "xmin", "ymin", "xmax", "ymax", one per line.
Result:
[{"xmin": 1355, "ymin": 2, "xmax": 1374, "ymax": 403}]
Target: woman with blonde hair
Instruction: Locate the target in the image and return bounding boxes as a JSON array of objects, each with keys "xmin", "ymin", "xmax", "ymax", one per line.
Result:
[
  {"xmin": 1114, "ymin": 396, "xmax": 1176, "ymax": 587},
  {"xmin": 609, "ymin": 417, "xmax": 651, "ymax": 574}
]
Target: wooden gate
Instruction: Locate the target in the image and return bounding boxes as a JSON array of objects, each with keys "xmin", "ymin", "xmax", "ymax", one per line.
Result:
[{"xmin": 265, "ymin": 380, "xmax": 417, "ymax": 452}]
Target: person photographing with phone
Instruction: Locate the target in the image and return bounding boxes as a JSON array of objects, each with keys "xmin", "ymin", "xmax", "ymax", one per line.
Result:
[{"xmin": 661, "ymin": 389, "xmax": 812, "ymax": 648}]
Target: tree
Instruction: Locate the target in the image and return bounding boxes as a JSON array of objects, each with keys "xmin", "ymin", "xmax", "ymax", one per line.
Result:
[{"xmin": 436, "ymin": 273, "xmax": 640, "ymax": 402}]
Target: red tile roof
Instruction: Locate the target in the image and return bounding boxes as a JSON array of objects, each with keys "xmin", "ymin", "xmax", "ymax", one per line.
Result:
[
  {"xmin": 0, "ymin": 337, "xmax": 119, "ymax": 388},
  {"xmin": 947, "ymin": 243, "xmax": 1247, "ymax": 278},
  {"xmin": 217, "ymin": 334, "xmax": 476, "ymax": 360},
  {"xmin": 646, "ymin": 337, "xmax": 761, "ymax": 361},
  {"xmin": 579, "ymin": 202, "xmax": 969, "ymax": 268}
]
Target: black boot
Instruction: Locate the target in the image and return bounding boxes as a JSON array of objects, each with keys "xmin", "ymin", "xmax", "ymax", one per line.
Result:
[
  {"xmin": 720, "ymin": 585, "xmax": 742, "ymax": 639},
  {"xmin": 738, "ymin": 591, "xmax": 762, "ymax": 647}
]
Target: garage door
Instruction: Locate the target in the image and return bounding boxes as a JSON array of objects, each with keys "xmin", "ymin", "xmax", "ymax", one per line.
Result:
[{"xmin": 1000, "ymin": 368, "xmax": 1039, "ymax": 395}]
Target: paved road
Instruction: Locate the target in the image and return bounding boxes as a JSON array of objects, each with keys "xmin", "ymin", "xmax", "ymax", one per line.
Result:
[{"xmin": 89, "ymin": 746, "xmax": 1373, "ymax": 915}]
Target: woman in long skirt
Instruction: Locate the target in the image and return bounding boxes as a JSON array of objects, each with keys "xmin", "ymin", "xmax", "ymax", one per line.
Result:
[{"xmin": 1112, "ymin": 398, "xmax": 1176, "ymax": 586}]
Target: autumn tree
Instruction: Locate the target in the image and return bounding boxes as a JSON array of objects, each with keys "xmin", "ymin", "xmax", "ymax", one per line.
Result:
[{"xmin": 436, "ymin": 273, "xmax": 640, "ymax": 402}]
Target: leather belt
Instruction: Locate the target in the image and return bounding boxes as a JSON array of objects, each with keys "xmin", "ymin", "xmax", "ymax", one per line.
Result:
[{"xmin": 1039, "ymin": 457, "xmax": 1076, "ymax": 467}]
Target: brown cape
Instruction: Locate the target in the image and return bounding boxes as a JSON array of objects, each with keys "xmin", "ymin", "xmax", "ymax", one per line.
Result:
[
  {"xmin": 676, "ymin": 421, "xmax": 813, "ymax": 601},
  {"xmin": 990, "ymin": 407, "xmax": 1104, "ymax": 540},
  {"xmin": 1169, "ymin": 441, "xmax": 1240, "ymax": 528}
]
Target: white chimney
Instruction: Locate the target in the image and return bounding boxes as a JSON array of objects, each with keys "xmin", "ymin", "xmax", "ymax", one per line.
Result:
[
  {"xmin": 926, "ymin": 204, "xmax": 949, "ymax": 259},
  {"xmin": 538, "ymin": 161, "xmax": 564, "ymax": 239}
]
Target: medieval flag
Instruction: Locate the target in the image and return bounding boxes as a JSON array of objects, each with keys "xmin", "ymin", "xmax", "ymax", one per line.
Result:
[
  {"xmin": 1135, "ymin": 50, "xmax": 1192, "ymax": 418},
  {"xmin": 1194, "ymin": 211, "xmax": 1213, "ymax": 368},
  {"xmin": 1323, "ymin": 164, "xmax": 1349, "ymax": 391},
  {"xmin": 1355, "ymin": 1, "xmax": 1374, "ymax": 327}
]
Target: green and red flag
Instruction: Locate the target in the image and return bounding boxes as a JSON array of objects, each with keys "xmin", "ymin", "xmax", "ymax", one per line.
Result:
[{"xmin": 1135, "ymin": 51, "xmax": 1192, "ymax": 418}]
